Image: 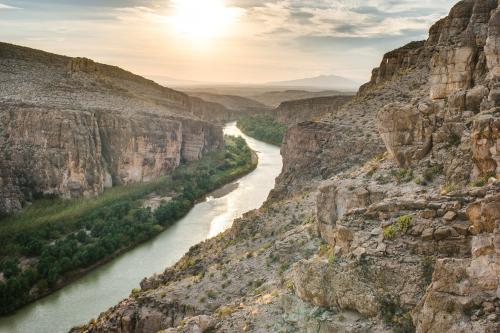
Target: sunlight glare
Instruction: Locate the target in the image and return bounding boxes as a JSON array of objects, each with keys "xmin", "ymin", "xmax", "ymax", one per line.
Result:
[{"xmin": 169, "ymin": 0, "xmax": 241, "ymax": 42}]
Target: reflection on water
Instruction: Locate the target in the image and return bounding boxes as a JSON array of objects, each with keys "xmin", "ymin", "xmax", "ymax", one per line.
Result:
[{"xmin": 0, "ymin": 122, "xmax": 282, "ymax": 333}]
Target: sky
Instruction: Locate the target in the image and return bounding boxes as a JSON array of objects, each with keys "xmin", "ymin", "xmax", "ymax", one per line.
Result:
[{"xmin": 0, "ymin": 0, "xmax": 457, "ymax": 84}]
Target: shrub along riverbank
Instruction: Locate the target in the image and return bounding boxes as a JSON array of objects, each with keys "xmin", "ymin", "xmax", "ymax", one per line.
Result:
[
  {"xmin": 0, "ymin": 136, "xmax": 257, "ymax": 315},
  {"xmin": 237, "ymin": 115, "xmax": 287, "ymax": 146}
]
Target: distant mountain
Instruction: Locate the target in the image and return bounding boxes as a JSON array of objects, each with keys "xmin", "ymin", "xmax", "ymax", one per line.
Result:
[
  {"xmin": 145, "ymin": 75, "xmax": 203, "ymax": 87},
  {"xmin": 265, "ymin": 75, "xmax": 360, "ymax": 91},
  {"xmin": 146, "ymin": 74, "xmax": 359, "ymax": 92}
]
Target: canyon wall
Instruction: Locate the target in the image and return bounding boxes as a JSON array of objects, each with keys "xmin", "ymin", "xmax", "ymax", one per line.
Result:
[
  {"xmin": 0, "ymin": 43, "xmax": 225, "ymax": 215},
  {"xmin": 297, "ymin": 1, "xmax": 500, "ymax": 332},
  {"xmin": 272, "ymin": 95, "xmax": 351, "ymax": 126}
]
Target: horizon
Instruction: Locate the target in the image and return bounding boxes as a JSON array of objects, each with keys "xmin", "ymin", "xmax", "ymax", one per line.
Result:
[{"xmin": 0, "ymin": 0, "xmax": 456, "ymax": 84}]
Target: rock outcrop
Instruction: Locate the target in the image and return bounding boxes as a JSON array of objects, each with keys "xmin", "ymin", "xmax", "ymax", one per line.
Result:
[
  {"xmin": 376, "ymin": 0, "xmax": 500, "ymax": 183},
  {"xmin": 309, "ymin": 1, "xmax": 500, "ymax": 332},
  {"xmin": 0, "ymin": 43, "xmax": 226, "ymax": 215},
  {"xmin": 272, "ymin": 96, "xmax": 351, "ymax": 126},
  {"xmin": 359, "ymin": 40, "xmax": 427, "ymax": 93}
]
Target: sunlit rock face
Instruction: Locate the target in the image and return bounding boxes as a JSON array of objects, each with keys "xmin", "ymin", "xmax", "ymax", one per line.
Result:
[
  {"xmin": 0, "ymin": 43, "xmax": 224, "ymax": 215},
  {"xmin": 428, "ymin": 0, "xmax": 497, "ymax": 100},
  {"xmin": 375, "ymin": 0, "xmax": 500, "ymax": 183}
]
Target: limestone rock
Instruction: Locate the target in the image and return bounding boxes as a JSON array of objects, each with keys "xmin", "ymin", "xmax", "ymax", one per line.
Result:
[
  {"xmin": 0, "ymin": 42, "xmax": 225, "ymax": 214},
  {"xmin": 377, "ymin": 102, "xmax": 434, "ymax": 167},
  {"xmin": 485, "ymin": 6, "xmax": 500, "ymax": 78},
  {"xmin": 466, "ymin": 193, "xmax": 500, "ymax": 233},
  {"xmin": 471, "ymin": 111, "xmax": 500, "ymax": 178},
  {"xmin": 444, "ymin": 210, "xmax": 458, "ymax": 221},
  {"xmin": 316, "ymin": 179, "xmax": 385, "ymax": 248},
  {"xmin": 273, "ymin": 96, "xmax": 351, "ymax": 126}
]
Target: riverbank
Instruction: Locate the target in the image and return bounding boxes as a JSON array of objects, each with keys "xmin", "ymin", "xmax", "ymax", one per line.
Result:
[
  {"xmin": 0, "ymin": 122, "xmax": 282, "ymax": 333},
  {"xmin": 0, "ymin": 135, "xmax": 257, "ymax": 316},
  {"xmin": 237, "ymin": 115, "xmax": 287, "ymax": 146}
]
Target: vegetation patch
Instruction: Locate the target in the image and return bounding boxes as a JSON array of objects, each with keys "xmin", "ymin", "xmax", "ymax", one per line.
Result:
[
  {"xmin": 440, "ymin": 182, "xmax": 461, "ymax": 195},
  {"xmin": 379, "ymin": 296, "xmax": 415, "ymax": 333},
  {"xmin": 391, "ymin": 168, "xmax": 413, "ymax": 184},
  {"xmin": 0, "ymin": 136, "xmax": 256, "ymax": 315},
  {"xmin": 423, "ymin": 165, "xmax": 443, "ymax": 182},
  {"xmin": 470, "ymin": 171, "xmax": 496, "ymax": 187},
  {"xmin": 237, "ymin": 115, "xmax": 287, "ymax": 146},
  {"xmin": 446, "ymin": 131, "xmax": 461, "ymax": 148},
  {"xmin": 383, "ymin": 215, "xmax": 413, "ymax": 240}
]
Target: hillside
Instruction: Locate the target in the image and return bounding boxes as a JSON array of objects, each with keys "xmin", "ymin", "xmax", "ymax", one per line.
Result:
[{"xmin": 0, "ymin": 43, "xmax": 232, "ymax": 216}]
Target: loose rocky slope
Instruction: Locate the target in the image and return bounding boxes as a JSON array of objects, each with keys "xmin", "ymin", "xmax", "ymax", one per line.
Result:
[
  {"xmin": 0, "ymin": 43, "xmax": 232, "ymax": 215},
  {"xmin": 75, "ymin": 1, "xmax": 499, "ymax": 332}
]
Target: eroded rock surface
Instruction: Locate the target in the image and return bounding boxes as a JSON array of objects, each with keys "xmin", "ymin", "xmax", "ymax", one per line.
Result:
[
  {"xmin": 273, "ymin": 96, "xmax": 351, "ymax": 126},
  {"xmin": 0, "ymin": 43, "xmax": 226, "ymax": 215}
]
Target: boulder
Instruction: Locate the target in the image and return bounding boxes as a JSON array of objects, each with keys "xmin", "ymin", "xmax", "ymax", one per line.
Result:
[
  {"xmin": 377, "ymin": 103, "xmax": 434, "ymax": 167},
  {"xmin": 471, "ymin": 111, "xmax": 500, "ymax": 178},
  {"xmin": 466, "ymin": 193, "xmax": 500, "ymax": 233}
]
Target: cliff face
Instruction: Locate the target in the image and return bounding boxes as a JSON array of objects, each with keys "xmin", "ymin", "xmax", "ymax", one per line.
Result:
[
  {"xmin": 0, "ymin": 43, "xmax": 225, "ymax": 215},
  {"xmin": 73, "ymin": 1, "xmax": 500, "ymax": 333},
  {"xmin": 301, "ymin": 1, "xmax": 500, "ymax": 332},
  {"xmin": 273, "ymin": 64, "xmax": 429, "ymax": 196},
  {"xmin": 272, "ymin": 95, "xmax": 351, "ymax": 126}
]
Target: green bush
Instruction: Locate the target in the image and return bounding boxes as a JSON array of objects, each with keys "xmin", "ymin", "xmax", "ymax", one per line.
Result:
[
  {"xmin": 237, "ymin": 115, "xmax": 287, "ymax": 146},
  {"xmin": 383, "ymin": 215, "xmax": 413, "ymax": 240},
  {"xmin": 423, "ymin": 165, "xmax": 443, "ymax": 182},
  {"xmin": 470, "ymin": 171, "xmax": 496, "ymax": 187},
  {"xmin": 391, "ymin": 169, "xmax": 413, "ymax": 183}
]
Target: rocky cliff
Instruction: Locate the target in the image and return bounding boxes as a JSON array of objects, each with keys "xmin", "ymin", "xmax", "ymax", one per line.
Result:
[
  {"xmin": 0, "ymin": 43, "xmax": 226, "ymax": 215},
  {"xmin": 74, "ymin": 1, "xmax": 500, "ymax": 332},
  {"xmin": 293, "ymin": 0, "xmax": 500, "ymax": 332},
  {"xmin": 272, "ymin": 95, "xmax": 351, "ymax": 126}
]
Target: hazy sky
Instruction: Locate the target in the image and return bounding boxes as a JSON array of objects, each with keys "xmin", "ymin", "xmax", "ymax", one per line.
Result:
[{"xmin": 0, "ymin": 0, "xmax": 457, "ymax": 84}]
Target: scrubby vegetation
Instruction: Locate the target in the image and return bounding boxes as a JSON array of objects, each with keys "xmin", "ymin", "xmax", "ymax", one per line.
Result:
[
  {"xmin": 0, "ymin": 136, "xmax": 256, "ymax": 315},
  {"xmin": 470, "ymin": 171, "xmax": 496, "ymax": 187},
  {"xmin": 383, "ymin": 215, "xmax": 413, "ymax": 240},
  {"xmin": 237, "ymin": 115, "xmax": 287, "ymax": 146},
  {"xmin": 391, "ymin": 168, "xmax": 414, "ymax": 184}
]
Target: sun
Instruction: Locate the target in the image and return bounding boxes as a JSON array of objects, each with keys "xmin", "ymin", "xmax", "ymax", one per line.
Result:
[{"xmin": 168, "ymin": 0, "xmax": 242, "ymax": 42}]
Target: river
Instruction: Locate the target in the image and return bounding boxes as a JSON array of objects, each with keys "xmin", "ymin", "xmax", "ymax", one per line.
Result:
[{"xmin": 0, "ymin": 122, "xmax": 283, "ymax": 333}]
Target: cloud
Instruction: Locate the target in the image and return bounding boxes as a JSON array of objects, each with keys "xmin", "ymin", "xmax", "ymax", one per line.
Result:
[
  {"xmin": 289, "ymin": 10, "xmax": 314, "ymax": 24},
  {"xmin": 221, "ymin": 0, "xmax": 453, "ymax": 43},
  {"xmin": 0, "ymin": 0, "xmax": 458, "ymax": 83},
  {"xmin": 0, "ymin": 3, "xmax": 19, "ymax": 9}
]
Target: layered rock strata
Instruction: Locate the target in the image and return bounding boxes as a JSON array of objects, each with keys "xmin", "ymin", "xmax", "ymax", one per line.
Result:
[
  {"xmin": 0, "ymin": 43, "xmax": 225, "ymax": 215},
  {"xmin": 272, "ymin": 96, "xmax": 351, "ymax": 126}
]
